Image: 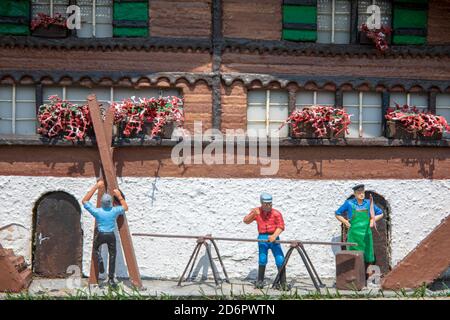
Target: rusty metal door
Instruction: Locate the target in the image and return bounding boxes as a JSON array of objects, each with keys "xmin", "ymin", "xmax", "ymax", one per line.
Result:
[{"xmin": 33, "ymin": 192, "xmax": 82, "ymax": 278}]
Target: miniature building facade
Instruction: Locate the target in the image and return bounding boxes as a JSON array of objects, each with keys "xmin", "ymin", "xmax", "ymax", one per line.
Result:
[{"xmin": 0, "ymin": 0, "xmax": 449, "ymax": 282}]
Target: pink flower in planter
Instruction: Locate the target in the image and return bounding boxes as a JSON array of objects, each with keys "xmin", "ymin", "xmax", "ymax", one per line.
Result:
[
  {"xmin": 31, "ymin": 12, "xmax": 67, "ymax": 30},
  {"xmin": 361, "ymin": 23, "xmax": 391, "ymax": 53}
]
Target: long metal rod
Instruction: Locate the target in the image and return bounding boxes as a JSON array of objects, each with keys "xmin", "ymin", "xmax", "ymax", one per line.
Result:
[{"xmin": 133, "ymin": 233, "xmax": 357, "ymax": 247}]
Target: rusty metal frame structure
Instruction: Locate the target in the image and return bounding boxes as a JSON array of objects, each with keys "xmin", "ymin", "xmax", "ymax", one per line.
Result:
[
  {"xmin": 133, "ymin": 232, "xmax": 355, "ymax": 290},
  {"xmin": 87, "ymin": 95, "xmax": 142, "ymax": 288}
]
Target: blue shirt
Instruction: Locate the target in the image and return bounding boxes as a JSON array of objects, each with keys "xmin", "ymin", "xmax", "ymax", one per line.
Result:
[
  {"xmin": 335, "ymin": 198, "xmax": 383, "ymax": 220},
  {"xmin": 83, "ymin": 201, "xmax": 125, "ymax": 233}
]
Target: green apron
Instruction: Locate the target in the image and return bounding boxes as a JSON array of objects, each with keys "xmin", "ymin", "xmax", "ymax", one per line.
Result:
[{"xmin": 347, "ymin": 203, "xmax": 374, "ymax": 263}]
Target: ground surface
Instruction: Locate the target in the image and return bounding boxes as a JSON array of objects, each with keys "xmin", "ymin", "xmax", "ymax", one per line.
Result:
[{"xmin": 1, "ymin": 277, "xmax": 449, "ymax": 299}]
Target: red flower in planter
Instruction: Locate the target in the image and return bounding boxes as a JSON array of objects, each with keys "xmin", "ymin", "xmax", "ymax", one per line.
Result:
[
  {"xmin": 38, "ymin": 96, "xmax": 92, "ymax": 141},
  {"xmin": 281, "ymin": 105, "xmax": 351, "ymax": 138},
  {"xmin": 31, "ymin": 12, "xmax": 67, "ymax": 30},
  {"xmin": 385, "ymin": 103, "xmax": 450, "ymax": 137},
  {"xmin": 112, "ymin": 96, "xmax": 184, "ymax": 138},
  {"xmin": 361, "ymin": 23, "xmax": 391, "ymax": 53}
]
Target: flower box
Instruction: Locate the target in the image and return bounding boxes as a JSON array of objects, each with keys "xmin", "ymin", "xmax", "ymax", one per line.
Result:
[
  {"xmin": 291, "ymin": 122, "xmax": 345, "ymax": 139},
  {"xmin": 31, "ymin": 24, "xmax": 68, "ymax": 38},
  {"xmin": 282, "ymin": 105, "xmax": 351, "ymax": 139},
  {"xmin": 386, "ymin": 120, "xmax": 442, "ymax": 140},
  {"xmin": 385, "ymin": 104, "xmax": 449, "ymax": 140}
]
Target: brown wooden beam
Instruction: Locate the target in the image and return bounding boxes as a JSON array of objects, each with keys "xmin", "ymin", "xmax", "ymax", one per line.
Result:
[{"xmin": 87, "ymin": 95, "xmax": 142, "ymax": 288}]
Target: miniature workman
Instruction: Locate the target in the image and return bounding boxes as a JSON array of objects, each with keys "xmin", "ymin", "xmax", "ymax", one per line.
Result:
[
  {"xmin": 335, "ymin": 184, "xmax": 384, "ymax": 274},
  {"xmin": 82, "ymin": 180, "xmax": 128, "ymax": 288},
  {"xmin": 243, "ymin": 193, "xmax": 288, "ymax": 290}
]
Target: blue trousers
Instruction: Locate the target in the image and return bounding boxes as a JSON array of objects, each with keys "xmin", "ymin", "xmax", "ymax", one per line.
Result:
[{"xmin": 258, "ymin": 234, "xmax": 285, "ymax": 268}]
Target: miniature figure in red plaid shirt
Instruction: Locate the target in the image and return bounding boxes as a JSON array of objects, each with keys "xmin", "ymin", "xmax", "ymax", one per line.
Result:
[{"xmin": 243, "ymin": 193, "xmax": 288, "ymax": 290}]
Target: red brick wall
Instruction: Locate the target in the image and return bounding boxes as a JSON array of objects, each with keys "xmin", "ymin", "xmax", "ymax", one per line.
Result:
[
  {"xmin": 222, "ymin": 0, "xmax": 281, "ymax": 40},
  {"xmin": 221, "ymin": 81, "xmax": 247, "ymax": 132},
  {"xmin": 428, "ymin": 0, "xmax": 450, "ymax": 44},
  {"xmin": 150, "ymin": 0, "xmax": 212, "ymax": 38}
]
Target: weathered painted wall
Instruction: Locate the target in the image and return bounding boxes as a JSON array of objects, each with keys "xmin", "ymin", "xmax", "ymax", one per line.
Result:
[
  {"xmin": 428, "ymin": 0, "xmax": 450, "ymax": 44},
  {"xmin": 0, "ymin": 176, "xmax": 448, "ymax": 280}
]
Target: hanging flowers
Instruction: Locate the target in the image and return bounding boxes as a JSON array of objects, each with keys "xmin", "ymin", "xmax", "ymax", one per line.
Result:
[
  {"xmin": 37, "ymin": 96, "xmax": 92, "ymax": 141},
  {"xmin": 360, "ymin": 23, "xmax": 392, "ymax": 53},
  {"xmin": 112, "ymin": 96, "xmax": 184, "ymax": 138},
  {"xmin": 281, "ymin": 105, "xmax": 351, "ymax": 138},
  {"xmin": 385, "ymin": 104, "xmax": 450, "ymax": 139},
  {"xmin": 30, "ymin": 12, "xmax": 67, "ymax": 30}
]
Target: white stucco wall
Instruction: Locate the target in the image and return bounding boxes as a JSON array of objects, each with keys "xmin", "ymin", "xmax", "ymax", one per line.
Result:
[{"xmin": 0, "ymin": 176, "xmax": 449, "ymax": 280}]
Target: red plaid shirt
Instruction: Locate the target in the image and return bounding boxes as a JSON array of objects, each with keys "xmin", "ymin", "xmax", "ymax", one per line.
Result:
[{"xmin": 245, "ymin": 207, "xmax": 285, "ymax": 234}]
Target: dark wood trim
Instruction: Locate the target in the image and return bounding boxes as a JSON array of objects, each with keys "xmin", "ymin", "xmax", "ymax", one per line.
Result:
[
  {"xmin": 350, "ymin": 0, "xmax": 358, "ymax": 45},
  {"xmin": 0, "ymin": 16, "xmax": 29, "ymax": 24},
  {"xmin": 283, "ymin": 0, "xmax": 317, "ymax": 6},
  {"xmin": 35, "ymin": 83, "xmax": 43, "ymax": 134},
  {"xmin": 283, "ymin": 22, "xmax": 317, "ymax": 31},
  {"xmin": 112, "ymin": 20, "xmax": 148, "ymax": 28},
  {"xmin": 212, "ymin": 0, "xmax": 223, "ymax": 130},
  {"xmin": 382, "ymin": 91, "xmax": 390, "ymax": 132},
  {"xmin": 429, "ymin": 91, "xmax": 437, "ymax": 114},
  {"xmin": 336, "ymin": 89, "xmax": 343, "ymax": 108}
]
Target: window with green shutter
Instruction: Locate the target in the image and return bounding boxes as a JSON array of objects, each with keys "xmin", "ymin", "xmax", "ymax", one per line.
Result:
[
  {"xmin": 113, "ymin": 0, "xmax": 149, "ymax": 37},
  {"xmin": 282, "ymin": 0, "xmax": 318, "ymax": 42},
  {"xmin": 392, "ymin": 0, "xmax": 428, "ymax": 45},
  {"xmin": 0, "ymin": 0, "xmax": 30, "ymax": 36}
]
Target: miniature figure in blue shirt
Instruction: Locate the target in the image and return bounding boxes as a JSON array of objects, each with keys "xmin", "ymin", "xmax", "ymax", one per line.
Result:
[
  {"xmin": 82, "ymin": 180, "xmax": 129, "ymax": 288},
  {"xmin": 335, "ymin": 184, "xmax": 384, "ymax": 267}
]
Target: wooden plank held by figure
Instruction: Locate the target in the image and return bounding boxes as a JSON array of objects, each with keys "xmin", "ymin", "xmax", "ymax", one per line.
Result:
[
  {"xmin": 87, "ymin": 95, "xmax": 142, "ymax": 288},
  {"xmin": 88, "ymin": 101, "xmax": 114, "ymax": 285}
]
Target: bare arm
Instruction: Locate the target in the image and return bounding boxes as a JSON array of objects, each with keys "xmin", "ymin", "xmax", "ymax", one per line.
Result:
[
  {"xmin": 335, "ymin": 214, "xmax": 351, "ymax": 229},
  {"xmin": 375, "ymin": 213, "xmax": 384, "ymax": 222},
  {"xmin": 113, "ymin": 189, "xmax": 128, "ymax": 211},
  {"xmin": 82, "ymin": 180, "xmax": 103, "ymax": 204},
  {"xmin": 268, "ymin": 227, "xmax": 283, "ymax": 242},
  {"xmin": 243, "ymin": 208, "xmax": 259, "ymax": 224}
]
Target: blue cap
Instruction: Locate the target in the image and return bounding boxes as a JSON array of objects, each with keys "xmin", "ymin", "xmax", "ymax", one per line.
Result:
[{"xmin": 260, "ymin": 193, "xmax": 272, "ymax": 203}]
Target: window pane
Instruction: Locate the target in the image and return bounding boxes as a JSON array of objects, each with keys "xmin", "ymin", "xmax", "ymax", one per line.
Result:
[
  {"xmin": 345, "ymin": 106, "xmax": 359, "ymax": 122},
  {"xmin": 436, "ymin": 108, "xmax": 450, "ymax": 124},
  {"xmin": 347, "ymin": 123, "xmax": 360, "ymax": 138},
  {"xmin": 43, "ymin": 86, "xmax": 64, "ymax": 101},
  {"xmin": 362, "ymin": 106, "xmax": 382, "ymax": 122},
  {"xmin": 114, "ymin": 88, "xmax": 135, "ymax": 101},
  {"xmin": 16, "ymin": 86, "xmax": 35, "ymax": 101},
  {"xmin": 436, "ymin": 93, "xmax": 450, "ymax": 107},
  {"xmin": 0, "ymin": 120, "xmax": 12, "ymax": 134},
  {"xmin": 296, "ymin": 91, "xmax": 314, "ymax": 107},
  {"xmin": 334, "ymin": 31, "xmax": 350, "ymax": 44},
  {"xmin": 269, "ymin": 105, "xmax": 288, "ymax": 121},
  {"xmin": 16, "ymin": 121, "xmax": 36, "ymax": 135},
  {"xmin": 362, "ymin": 92, "xmax": 381, "ymax": 105},
  {"xmin": 32, "ymin": 0, "xmax": 51, "ymax": 16},
  {"xmin": 95, "ymin": 24, "xmax": 113, "ymax": 37},
  {"xmin": 269, "ymin": 122, "xmax": 288, "ymax": 138},
  {"xmin": 248, "ymin": 91, "xmax": 266, "ymax": 105},
  {"xmin": 0, "ymin": 102, "xmax": 12, "ymax": 118},
  {"xmin": 0, "ymin": 85, "xmax": 12, "ymax": 100},
  {"xmin": 410, "ymin": 93, "xmax": 428, "ymax": 110},
  {"xmin": 269, "ymin": 91, "xmax": 288, "ymax": 105},
  {"xmin": 343, "ymin": 91, "xmax": 358, "ymax": 105},
  {"xmin": 16, "ymin": 102, "xmax": 36, "ymax": 118},
  {"xmin": 66, "ymin": 87, "xmax": 92, "ymax": 104},
  {"xmin": 163, "ymin": 89, "xmax": 181, "ymax": 97},
  {"xmin": 247, "ymin": 122, "xmax": 266, "ymax": 137},
  {"xmin": 247, "ymin": 106, "xmax": 266, "ymax": 121},
  {"xmin": 317, "ymin": 92, "xmax": 335, "ymax": 106},
  {"xmin": 362, "ymin": 123, "xmax": 382, "ymax": 138},
  {"xmin": 390, "ymin": 93, "xmax": 406, "ymax": 106}
]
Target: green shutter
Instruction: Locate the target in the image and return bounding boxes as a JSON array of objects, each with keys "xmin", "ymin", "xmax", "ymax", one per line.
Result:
[
  {"xmin": 113, "ymin": 0, "xmax": 149, "ymax": 37},
  {"xmin": 0, "ymin": 0, "xmax": 30, "ymax": 36},
  {"xmin": 392, "ymin": 0, "xmax": 428, "ymax": 45},
  {"xmin": 282, "ymin": 0, "xmax": 317, "ymax": 42}
]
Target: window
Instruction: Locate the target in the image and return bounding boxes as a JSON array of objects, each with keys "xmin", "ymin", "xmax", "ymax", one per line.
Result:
[
  {"xmin": 357, "ymin": 0, "xmax": 392, "ymax": 29},
  {"xmin": 295, "ymin": 91, "xmax": 335, "ymax": 109},
  {"xmin": 392, "ymin": 0, "xmax": 428, "ymax": 45},
  {"xmin": 436, "ymin": 94, "xmax": 450, "ymax": 124},
  {"xmin": 0, "ymin": 85, "xmax": 36, "ymax": 135},
  {"xmin": 389, "ymin": 93, "xmax": 428, "ymax": 112},
  {"xmin": 317, "ymin": 0, "xmax": 351, "ymax": 44},
  {"xmin": 43, "ymin": 86, "xmax": 181, "ymax": 108},
  {"xmin": 0, "ymin": 0, "xmax": 30, "ymax": 36},
  {"xmin": 77, "ymin": 0, "xmax": 113, "ymax": 38},
  {"xmin": 343, "ymin": 91, "xmax": 383, "ymax": 138},
  {"xmin": 247, "ymin": 90, "xmax": 289, "ymax": 137},
  {"xmin": 32, "ymin": 0, "xmax": 69, "ymax": 18}
]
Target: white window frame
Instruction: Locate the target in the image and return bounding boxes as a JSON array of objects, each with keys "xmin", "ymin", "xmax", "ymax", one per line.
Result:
[
  {"xmin": 78, "ymin": 0, "xmax": 113, "ymax": 38},
  {"xmin": 247, "ymin": 90, "xmax": 289, "ymax": 137},
  {"xmin": 0, "ymin": 84, "xmax": 36, "ymax": 135},
  {"xmin": 295, "ymin": 91, "xmax": 336, "ymax": 109},
  {"xmin": 318, "ymin": 0, "xmax": 351, "ymax": 44},
  {"xmin": 32, "ymin": 0, "xmax": 69, "ymax": 17},
  {"xmin": 390, "ymin": 92, "xmax": 428, "ymax": 111},
  {"xmin": 345, "ymin": 91, "xmax": 382, "ymax": 138}
]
